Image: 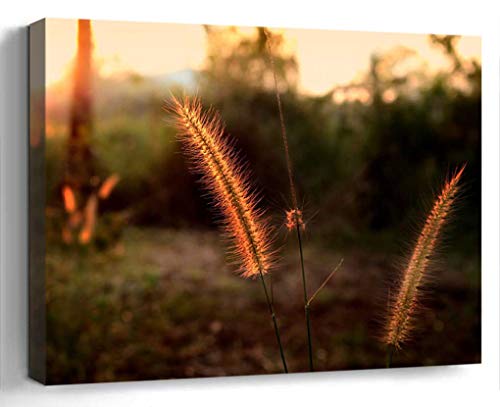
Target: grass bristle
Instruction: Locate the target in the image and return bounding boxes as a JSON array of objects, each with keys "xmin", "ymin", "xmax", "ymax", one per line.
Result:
[
  {"xmin": 166, "ymin": 95, "xmax": 274, "ymax": 278},
  {"xmin": 384, "ymin": 165, "xmax": 465, "ymax": 349}
]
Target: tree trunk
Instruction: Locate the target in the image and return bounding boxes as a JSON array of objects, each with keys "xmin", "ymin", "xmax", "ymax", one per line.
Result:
[{"xmin": 67, "ymin": 19, "xmax": 94, "ymax": 194}]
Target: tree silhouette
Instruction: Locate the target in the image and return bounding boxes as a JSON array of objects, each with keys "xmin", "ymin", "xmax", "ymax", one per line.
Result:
[{"xmin": 67, "ymin": 19, "xmax": 95, "ymax": 194}]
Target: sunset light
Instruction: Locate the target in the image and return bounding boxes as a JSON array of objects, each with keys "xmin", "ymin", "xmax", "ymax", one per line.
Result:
[{"xmin": 46, "ymin": 19, "xmax": 480, "ymax": 95}]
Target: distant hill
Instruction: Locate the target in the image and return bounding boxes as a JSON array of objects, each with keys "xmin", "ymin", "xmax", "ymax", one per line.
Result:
[{"xmin": 46, "ymin": 68, "xmax": 200, "ymax": 122}]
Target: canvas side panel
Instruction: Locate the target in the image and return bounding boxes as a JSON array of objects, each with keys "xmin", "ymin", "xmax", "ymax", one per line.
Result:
[{"xmin": 28, "ymin": 19, "xmax": 46, "ymax": 384}]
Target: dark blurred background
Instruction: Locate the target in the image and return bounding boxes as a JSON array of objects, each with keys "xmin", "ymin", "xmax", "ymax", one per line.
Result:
[{"xmin": 44, "ymin": 22, "xmax": 480, "ymax": 384}]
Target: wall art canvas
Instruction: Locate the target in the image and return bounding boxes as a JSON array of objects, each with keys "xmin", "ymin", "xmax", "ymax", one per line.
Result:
[{"xmin": 29, "ymin": 18, "xmax": 481, "ymax": 384}]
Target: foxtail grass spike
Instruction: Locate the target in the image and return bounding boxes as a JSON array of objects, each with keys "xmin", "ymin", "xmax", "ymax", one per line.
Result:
[
  {"xmin": 167, "ymin": 96, "xmax": 273, "ymax": 278},
  {"xmin": 384, "ymin": 165, "xmax": 465, "ymax": 351},
  {"xmin": 167, "ymin": 95, "xmax": 288, "ymax": 372}
]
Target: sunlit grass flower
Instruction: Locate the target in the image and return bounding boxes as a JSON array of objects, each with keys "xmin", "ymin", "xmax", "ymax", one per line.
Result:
[
  {"xmin": 166, "ymin": 95, "xmax": 288, "ymax": 372},
  {"xmin": 166, "ymin": 95, "xmax": 274, "ymax": 278},
  {"xmin": 285, "ymin": 208, "xmax": 305, "ymax": 232},
  {"xmin": 385, "ymin": 165, "xmax": 465, "ymax": 350}
]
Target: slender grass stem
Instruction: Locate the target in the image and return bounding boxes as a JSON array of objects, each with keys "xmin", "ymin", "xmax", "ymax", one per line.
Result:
[
  {"xmin": 258, "ymin": 270, "xmax": 288, "ymax": 373},
  {"xmin": 386, "ymin": 345, "xmax": 395, "ymax": 368},
  {"xmin": 305, "ymin": 304, "xmax": 313, "ymax": 371},
  {"xmin": 169, "ymin": 97, "xmax": 288, "ymax": 372},
  {"xmin": 270, "ymin": 272, "xmax": 274, "ymax": 306},
  {"xmin": 265, "ymin": 30, "xmax": 313, "ymax": 372},
  {"xmin": 307, "ymin": 259, "xmax": 344, "ymax": 307},
  {"xmin": 295, "ymin": 223, "xmax": 314, "ymax": 371}
]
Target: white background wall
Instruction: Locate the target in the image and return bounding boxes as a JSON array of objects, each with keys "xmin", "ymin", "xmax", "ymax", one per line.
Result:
[{"xmin": 1, "ymin": 1, "xmax": 499, "ymax": 405}]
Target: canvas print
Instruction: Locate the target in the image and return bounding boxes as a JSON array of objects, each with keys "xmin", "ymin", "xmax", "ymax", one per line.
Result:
[{"xmin": 29, "ymin": 18, "xmax": 481, "ymax": 384}]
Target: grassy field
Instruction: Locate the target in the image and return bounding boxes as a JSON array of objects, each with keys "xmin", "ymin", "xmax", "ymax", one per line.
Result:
[{"xmin": 46, "ymin": 226, "xmax": 480, "ymax": 384}]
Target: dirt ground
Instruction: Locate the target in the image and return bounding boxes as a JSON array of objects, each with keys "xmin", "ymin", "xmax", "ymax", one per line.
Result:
[{"xmin": 46, "ymin": 227, "xmax": 480, "ymax": 384}]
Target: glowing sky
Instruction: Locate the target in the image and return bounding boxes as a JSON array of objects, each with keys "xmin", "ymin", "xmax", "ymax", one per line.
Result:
[{"xmin": 46, "ymin": 19, "xmax": 481, "ymax": 95}]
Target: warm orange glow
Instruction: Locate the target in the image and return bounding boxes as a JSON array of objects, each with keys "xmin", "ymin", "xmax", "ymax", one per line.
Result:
[
  {"xmin": 62, "ymin": 186, "xmax": 77, "ymax": 213},
  {"xmin": 385, "ymin": 165, "xmax": 465, "ymax": 349},
  {"xmin": 46, "ymin": 19, "xmax": 206, "ymax": 86},
  {"xmin": 79, "ymin": 229, "xmax": 91, "ymax": 245},
  {"xmin": 79, "ymin": 195, "xmax": 98, "ymax": 244},
  {"xmin": 168, "ymin": 96, "xmax": 274, "ymax": 278},
  {"xmin": 61, "ymin": 226, "xmax": 73, "ymax": 244},
  {"xmin": 286, "ymin": 208, "xmax": 305, "ymax": 231},
  {"xmin": 69, "ymin": 212, "xmax": 83, "ymax": 230},
  {"xmin": 98, "ymin": 174, "xmax": 120, "ymax": 199},
  {"xmin": 45, "ymin": 19, "xmax": 481, "ymax": 95}
]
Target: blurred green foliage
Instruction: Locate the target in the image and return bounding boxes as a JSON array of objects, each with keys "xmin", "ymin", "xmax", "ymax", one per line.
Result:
[{"xmin": 46, "ymin": 29, "xmax": 480, "ymax": 251}]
